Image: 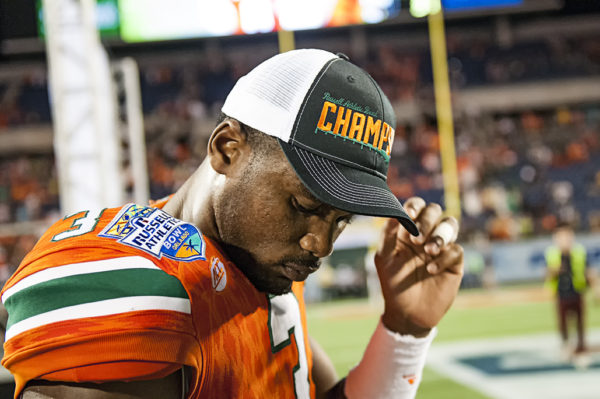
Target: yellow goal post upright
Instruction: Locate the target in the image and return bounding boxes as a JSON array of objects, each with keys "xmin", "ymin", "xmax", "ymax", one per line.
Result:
[
  {"xmin": 278, "ymin": 28, "xmax": 296, "ymax": 54},
  {"xmin": 412, "ymin": 0, "xmax": 461, "ymax": 220},
  {"xmin": 428, "ymin": 2, "xmax": 461, "ymax": 221}
]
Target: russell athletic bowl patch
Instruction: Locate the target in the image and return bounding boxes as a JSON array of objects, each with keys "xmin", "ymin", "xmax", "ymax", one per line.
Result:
[{"xmin": 100, "ymin": 203, "xmax": 206, "ymax": 262}]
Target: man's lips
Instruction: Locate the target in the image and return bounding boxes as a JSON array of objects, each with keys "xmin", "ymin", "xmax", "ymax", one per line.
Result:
[{"xmin": 281, "ymin": 261, "xmax": 321, "ymax": 281}]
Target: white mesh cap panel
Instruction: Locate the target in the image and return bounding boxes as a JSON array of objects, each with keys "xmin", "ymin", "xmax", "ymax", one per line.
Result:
[{"xmin": 222, "ymin": 49, "xmax": 338, "ymax": 142}]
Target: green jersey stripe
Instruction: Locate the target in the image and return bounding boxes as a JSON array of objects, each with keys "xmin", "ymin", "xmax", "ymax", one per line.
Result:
[
  {"xmin": 2, "ymin": 256, "xmax": 160, "ymax": 303},
  {"xmin": 5, "ymin": 268, "xmax": 189, "ymax": 329},
  {"xmin": 5, "ymin": 295, "xmax": 191, "ymax": 341}
]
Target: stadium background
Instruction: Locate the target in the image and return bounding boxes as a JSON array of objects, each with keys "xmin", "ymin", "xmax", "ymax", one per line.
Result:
[{"xmin": 0, "ymin": 0, "xmax": 599, "ymax": 397}]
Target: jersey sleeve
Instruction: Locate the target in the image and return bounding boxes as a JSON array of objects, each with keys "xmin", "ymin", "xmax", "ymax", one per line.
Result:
[{"xmin": 2, "ymin": 249, "xmax": 200, "ymax": 397}]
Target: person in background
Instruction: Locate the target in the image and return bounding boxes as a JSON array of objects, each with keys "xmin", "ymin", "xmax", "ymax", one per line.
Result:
[{"xmin": 545, "ymin": 222, "xmax": 590, "ymax": 364}]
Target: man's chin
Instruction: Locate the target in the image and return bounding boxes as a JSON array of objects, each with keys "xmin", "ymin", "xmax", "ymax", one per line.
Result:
[
  {"xmin": 255, "ymin": 277, "xmax": 293, "ymax": 296},
  {"xmin": 218, "ymin": 243, "xmax": 295, "ymax": 295},
  {"xmin": 266, "ymin": 283, "xmax": 293, "ymax": 296}
]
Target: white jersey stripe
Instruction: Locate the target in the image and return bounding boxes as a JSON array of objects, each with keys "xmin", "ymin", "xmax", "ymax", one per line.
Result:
[
  {"xmin": 2, "ymin": 256, "xmax": 159, "ymax": 303},
  {"xmin": 5, "ymin": 295, "xmax": 191, "ymax": 341}
]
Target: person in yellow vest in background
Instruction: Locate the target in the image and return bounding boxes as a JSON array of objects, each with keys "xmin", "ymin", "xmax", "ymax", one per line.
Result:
[{"xmin": 545, "ymin": 222, "xmax": 590, "ymax": 364}]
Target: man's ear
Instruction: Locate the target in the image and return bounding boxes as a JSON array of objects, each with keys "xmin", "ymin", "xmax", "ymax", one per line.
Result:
[{"xmin": 207, "ymin": 118, "xmax": 251, "ymax": 175}]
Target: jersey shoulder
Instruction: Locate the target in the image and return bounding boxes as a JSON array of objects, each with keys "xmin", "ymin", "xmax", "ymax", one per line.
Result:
[
  {"xmin": 1, "ymin": 205, "xmax": 203, "ymax": 395},
  {"xmin": 41, "ymin": 203, "xmax": 206, "ymax": 263},
  {"xmin": 2, "ymin": 204, "xmax": 209, "ymax": 340},
  {"xmin": 11, "ymin": 204, "xmax": 209, "ymax": 281}
]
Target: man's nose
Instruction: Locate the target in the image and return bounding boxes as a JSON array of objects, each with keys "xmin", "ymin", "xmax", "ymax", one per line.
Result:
[{"xmin": 299, "ymin": 224, "xmax": 335, "ymax": 259}]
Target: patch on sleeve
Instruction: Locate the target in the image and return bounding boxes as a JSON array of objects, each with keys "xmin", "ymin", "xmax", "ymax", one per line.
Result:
[{"xmin": 99, "ymin": 204, "xmax": 206, "ymax": 262}]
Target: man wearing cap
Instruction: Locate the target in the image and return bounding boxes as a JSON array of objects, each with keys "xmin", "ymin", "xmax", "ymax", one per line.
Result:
[{"xmin": 2, "ymin": 50, "xmax": 463, "ymax": 399}]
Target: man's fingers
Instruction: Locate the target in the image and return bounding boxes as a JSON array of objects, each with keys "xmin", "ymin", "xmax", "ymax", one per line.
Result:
[
  {"xmin": 424, "ymin": 217, "xmax": 459, "ymax": 257},
  {"xmin": 435, "ymin": 217, "xmax": 459, "ymax": 245},
  {"xmin": 410, "ymin": 202, "xmax": 443, "ymax": 245},
  {"xmin": 397, "ymin": 197, "xmax": 424, "ymax": 242},
  {"xmin": 426, "ymin": 243, "xmax": 464, "ymax": 276},
  {"xmin": 403, "ymin": 197, "xmax": 426, "ymax": 220},
  {"xmin": 377, "ymin": 218, "xmax": 400, "ymax": 258}
]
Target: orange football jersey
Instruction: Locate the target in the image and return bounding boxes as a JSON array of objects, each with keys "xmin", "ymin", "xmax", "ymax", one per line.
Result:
[{"xmin": 2, "ymin": 203, "xmax": 315, "ymax": 398}]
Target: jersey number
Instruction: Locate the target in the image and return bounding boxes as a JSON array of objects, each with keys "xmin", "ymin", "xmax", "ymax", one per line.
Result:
[
  {"xmin": 268, "ymin": 293, "xmax": 310, "ymax": 399},
  {"xmin": 51, "ymin": 209, "xmax": 105, "ymax": 241}
]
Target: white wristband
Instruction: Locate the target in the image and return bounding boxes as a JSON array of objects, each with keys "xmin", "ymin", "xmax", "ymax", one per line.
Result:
[{"xmin": 344, "ymin": 318, "xmax": 437, "ymax": 399}]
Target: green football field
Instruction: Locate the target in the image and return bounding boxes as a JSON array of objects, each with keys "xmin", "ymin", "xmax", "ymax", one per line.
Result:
[{"xmin": 306, "ymin": 287, "xmax": 600, "ymax": 399}]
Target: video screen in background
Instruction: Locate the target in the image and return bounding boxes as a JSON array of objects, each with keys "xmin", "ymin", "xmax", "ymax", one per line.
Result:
[
  {"xmin": 34, "ymin": 0, "xmax": 401, "ymax": 42},
  {"xmin": 118, "ymin": 0, "xmax": 402, "ymax": 42},
  {"xmin": 442, "ymin": 0, "xmax": 522, "ymax": 11},
  {"xmin": 34, "ymin": 0, "xmax": 524, "ymax": 43},
  {"xmin": 35, "ymin": 0, "xmax": 121, "ymax": 38}
]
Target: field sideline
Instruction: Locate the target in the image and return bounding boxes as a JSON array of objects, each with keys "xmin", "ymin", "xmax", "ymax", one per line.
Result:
[{"xmin": 306, "ymin": 286, "xmax": 600, "ymax": 399}]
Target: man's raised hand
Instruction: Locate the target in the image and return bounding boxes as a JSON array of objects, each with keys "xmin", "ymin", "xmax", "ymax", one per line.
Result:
[{"xmin": 375, "ymin": 197, "xmax": 464, "ymax": 337}]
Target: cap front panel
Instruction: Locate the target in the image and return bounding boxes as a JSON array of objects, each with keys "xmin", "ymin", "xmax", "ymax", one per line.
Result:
[{"xmin": 290, "ymin": 59, "xmax": 396, "ymax": 179}]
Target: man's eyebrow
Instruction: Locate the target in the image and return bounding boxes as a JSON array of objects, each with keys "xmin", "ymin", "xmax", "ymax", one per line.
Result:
[{"xmin": 296, "ymin": 183, "xmax": 322, "ymax": 204}]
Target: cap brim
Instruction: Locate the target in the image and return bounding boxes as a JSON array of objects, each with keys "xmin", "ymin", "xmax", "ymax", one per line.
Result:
[{"xmin": 279, "ymin": 140, "xmax": 419, "ymax": 236}]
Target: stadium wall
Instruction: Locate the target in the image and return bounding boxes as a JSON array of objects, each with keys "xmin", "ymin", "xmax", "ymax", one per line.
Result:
[{"xmin": 463, "ymin": 233, "xmax": 600, "ymax": 284}]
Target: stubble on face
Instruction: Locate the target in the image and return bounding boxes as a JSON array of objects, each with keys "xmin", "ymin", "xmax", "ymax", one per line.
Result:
[{"xmin": 212, "ymin": 153, "xmax": 320, "ymax": 295}]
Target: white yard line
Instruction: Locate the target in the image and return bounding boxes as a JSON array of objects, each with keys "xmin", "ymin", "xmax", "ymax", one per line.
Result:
[{"xmin": 427, "ymin": 329, "xmax": 600, "ymax": 399}]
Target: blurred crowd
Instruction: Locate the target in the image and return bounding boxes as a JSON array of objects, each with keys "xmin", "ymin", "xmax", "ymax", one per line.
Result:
[
  {"xmin": 3, "ymin": 33, "xmax": 599, "ymax": 127},
  {"xmin": 0, "ymin": 156, "xmax": 59, "ymax": 224},
  {"xmin": 1, "ymin": 29, "xmax": 600, "ymax": 286},
  {"xmin": 388, "ymin": 106, "xmax": 600, "ymax": 240}
]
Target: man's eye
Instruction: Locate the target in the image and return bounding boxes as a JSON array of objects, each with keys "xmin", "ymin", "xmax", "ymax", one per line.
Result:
[{"xmin": 292, "ymin": 197, "xmax": 319, "ymax": 214}]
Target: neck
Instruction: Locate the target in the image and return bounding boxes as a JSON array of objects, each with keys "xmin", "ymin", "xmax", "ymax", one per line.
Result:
[{"xmin": 162, "ymin": 161, "xmax": 221, "ymax": 243}]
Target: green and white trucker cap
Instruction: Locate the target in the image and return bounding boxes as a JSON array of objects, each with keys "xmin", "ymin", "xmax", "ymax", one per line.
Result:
[{"xmin": 222, "ymin": 49, "xmax": 418, "ymax": 236}]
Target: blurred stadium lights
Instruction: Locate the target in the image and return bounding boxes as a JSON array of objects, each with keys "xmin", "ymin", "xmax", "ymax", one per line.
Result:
[
  {"xmin": 238, "ymin": 0, "xmax": 276, "ymax": 34},
  {"xmin": 410, "ymin": 0, "xmax": 442, "ymax": 18}
]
